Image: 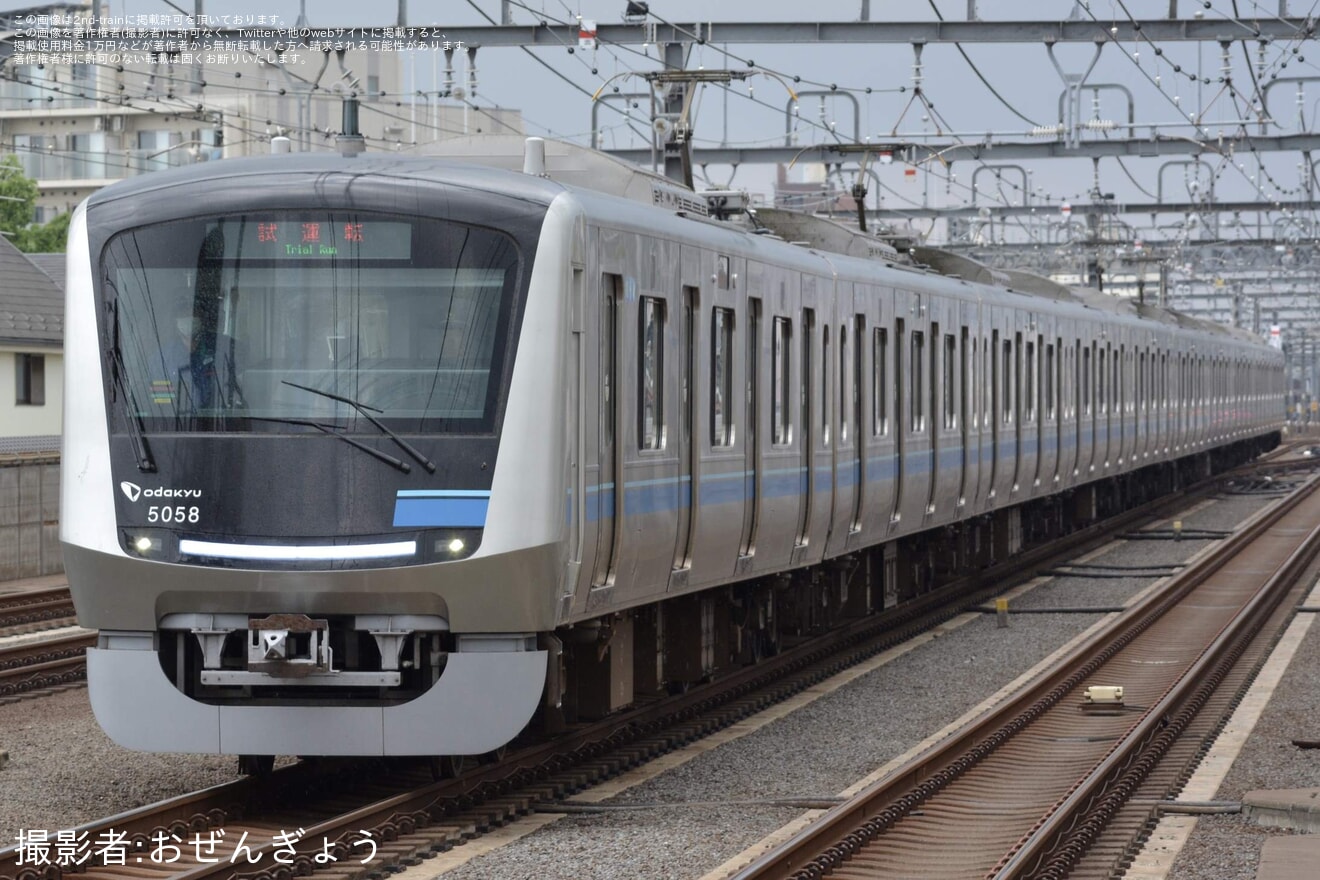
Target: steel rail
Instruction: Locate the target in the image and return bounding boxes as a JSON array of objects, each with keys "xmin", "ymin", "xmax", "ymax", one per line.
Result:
[
  {"xmin": 732, "ymin": 474, "xmax": 1316, "ymax": 880},
  {"xmin": 996, "ymin": 482, "xmax": 1320, "ymax": 879}
]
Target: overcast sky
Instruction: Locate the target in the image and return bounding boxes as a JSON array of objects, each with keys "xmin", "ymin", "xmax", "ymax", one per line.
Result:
[{"xmin": 5, "ymin": 1, "xmax": 1316, "ymax": 237}]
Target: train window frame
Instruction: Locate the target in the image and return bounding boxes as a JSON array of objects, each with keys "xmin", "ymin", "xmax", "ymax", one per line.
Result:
[
  {"xmin": 873, "ymin": 327, "xmax": 888, "ymax": 437},
  {"xmin": 1024, "ymin": 339, "xmax": 1036, "ymax": 423},
  {"xmin": 638, "ymin": 295, "xmax": 666, "ymax": 451},
  {"xmin": 840, "ymin": 324, "xmax": 849, "ymax": 445},
  {"xmin": 1097, "ymin": 347, "xmax": 1106, "ymax": 415},
  {"xmin": 853, "ymin": 315, "xmax": 865, "ymax": 445},
  {"xmin": 1002, "ymin": 338, "xmax": 1013, "ymax": 426},
  {"xmin": 822, "ymin": 324, "xmax": 832, "ymax": 448},
  {"xmin": 943, "ymin": 333, "xmax": 957, "ymax": 431},
  {"xmin": 711, "ymin": 306, "xmax": 735, "ymax": 448},
  {"xmin": 1082, "ymin": 344, "xmax": 1092, "ymax": 417},
  {"xmin": 911, "ymin": 329, "xmax": 925, "ymax": 433},
  {"xmin": 772, "ymin": 316, "xmax": 792, "ymax": 446},
  {"xmin": 1044, "ymin": 342, "xmax": 1055, "ymax": 421}
]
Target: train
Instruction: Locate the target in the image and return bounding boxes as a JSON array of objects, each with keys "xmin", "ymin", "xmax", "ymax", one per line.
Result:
[{"xmin": 61, "ymin": 135, "xmax": 1284, "ymax": 764}]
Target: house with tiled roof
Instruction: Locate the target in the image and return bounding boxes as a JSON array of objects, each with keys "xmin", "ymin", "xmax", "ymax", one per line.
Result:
[{"xmin": 0, "ymin": 234, "xmax": 62, "ymax": 453}]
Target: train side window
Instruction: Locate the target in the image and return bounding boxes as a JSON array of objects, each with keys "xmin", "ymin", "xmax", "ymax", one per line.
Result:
[
  {"xmin": 712, "ymin": 307, "xmax": 734, "ymax": 447},
  {"xmin": 1044, "ymin": 343, "xmax": 1055, "ymax": 420},
  {"xmin": 854, "ymin": 316, "xmax": 865, "ymax": 443},
  {"xmin": 1082, "ymin": 345, "xmax": 1092, "ymax": 416},
  {"xmin": 840, "ymin": 324, "xmax": 849, "ymax": 444},
  {"xmin": 1024, "ymin": 339, "xmax": 1036, "ymax": 423},
  {"xmin": 1002, "ymin": 338, "xmax": 1013, "ymax": 425},
  {"xmin": 822, "ymin": 325, "xmax": 832, "ymax": 447},
  {"xmin": 943, "ymin": 333, "xmax": 956, "ymax": 430},
  {"xmin": 1098, "ymin": 347, "xmax": 1107, "ymax": 414},
  {"xmin": 803, "ymin": 308, "xmax": 814, "ymax": 449},
  {"xmin": 1138, "ymin": 351, "xmax": 1146, "ymax": 413},
  {"xmin": 873, "ymin": 327, "xmax": 888, "ymax": 436},
  {"xmin": 639, "ymin": 296, "xmax": 665, "ymax": 450},
  {"xmin": 983, "ymin": 335, "xmax": 992, "ymax": 427},
  {"xmin": 911, "ymin": 330, "xmax": 925, "ymax": 433},
  {"xmin": 772, "ymin": 317, "xmax": 792, "ymax": 445}
]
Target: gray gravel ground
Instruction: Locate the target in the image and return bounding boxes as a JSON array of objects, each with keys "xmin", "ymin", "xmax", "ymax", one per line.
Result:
[
  {"xmin": 0, "ymin": 687, "xmax": 238, "ymax": 844},
  {"xmin": 1166, "ymin": 593, "xmax": 1320, "ymax": 880},
  {"xmin": 0, "ymin": 489, "xmax": 1285, "ymax": 879},
  {"xmin": 440, "ymin": 611, "xmax": 1112, "ymax": 880}
]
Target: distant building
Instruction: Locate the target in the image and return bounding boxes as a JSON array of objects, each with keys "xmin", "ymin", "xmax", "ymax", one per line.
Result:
[
  {"xmin": 774, "ymin": 163, "xmax": 860, "ymax": 216},
  {"xmin": 1, "ymin": 2, "xmax": 523, "ymax": 221},
  {"xmin": 0, "ymin": 235, "xmax": 62, "ymax": 453}
]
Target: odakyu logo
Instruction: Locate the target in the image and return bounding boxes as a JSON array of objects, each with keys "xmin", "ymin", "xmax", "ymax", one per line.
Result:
[{"xmin": 120, "ymin": 482, "xmax": 203, "ymax": 502}]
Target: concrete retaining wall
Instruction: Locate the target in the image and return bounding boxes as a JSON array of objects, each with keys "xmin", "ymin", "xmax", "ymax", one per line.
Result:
[{"xmin": 0, "ymin": 454, "xmax": 62, "ymax": 580}]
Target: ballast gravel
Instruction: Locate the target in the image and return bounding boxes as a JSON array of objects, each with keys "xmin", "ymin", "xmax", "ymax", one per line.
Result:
[
  {"xmin": 1166, "ymin": 589, "xmax": 1320, "ymax": 880},
  {"xmin": 0, "ymin": 687, "xmax": 238, "ymax": 845},
  {"xmin": 0, "ymin": 487, "xmax": 1286, "ymax": 878}
]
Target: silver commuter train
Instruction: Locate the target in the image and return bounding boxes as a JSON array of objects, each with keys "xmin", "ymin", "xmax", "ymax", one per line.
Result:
[{"xmin": 62, "ymin": 136, "xmax": 1285, "ymax": 758}]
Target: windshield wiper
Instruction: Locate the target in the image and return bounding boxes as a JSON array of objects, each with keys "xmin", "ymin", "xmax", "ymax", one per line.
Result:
[
  {"xmin": 106, "ymin": 300, "xmax": 156, "ymax": 472},
  {"xmin": 249, "ymin": 417, "xmax": 411, "ymax": 473},
  {"xmin": 281, "ymin": 380, "xmax": 437, "ymax": 473}
]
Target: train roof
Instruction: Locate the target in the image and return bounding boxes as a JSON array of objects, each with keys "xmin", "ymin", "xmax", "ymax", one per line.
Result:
[
  {"xmin": 84, "ymin": 137, "xmax": 1271, "ymax": 353},
  {"xmin": 83, "ymin": 150, "xmax": 570, "ymax": 211}
]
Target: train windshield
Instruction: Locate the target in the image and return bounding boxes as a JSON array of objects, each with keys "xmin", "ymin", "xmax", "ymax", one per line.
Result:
[{"xmin": 100, "ymin": 212, "xmax": 521, "ymax": 433}]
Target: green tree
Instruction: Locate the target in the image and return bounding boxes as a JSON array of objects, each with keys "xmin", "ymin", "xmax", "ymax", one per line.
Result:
[
  {"xmin": 14, "ymin": 210, "xmax": 72, "ymax": 253},
  {"xmin": 0, "ymin": 154, "xmax": 38, "ymax": 238},
  {"xmin": 0, "ymin": 155, "xmax": 70, "ymax": 253}
]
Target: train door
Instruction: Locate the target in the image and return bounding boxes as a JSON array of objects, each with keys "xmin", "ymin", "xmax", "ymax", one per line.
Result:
[
  {"xmin": 827, "ymin": 287, "xmax": 859, "ymax": 557},
  {"xmin": 1096, "ymin": 343, "xmax": 1107, "ymax": 470},
  {"xmin": 698, "ymin": 253, "xmax": 747, "ymax": 581},
  {"xmin": 739, "ymin": 297, "xmax": 761, "ymax": 565},
  {"xmin": 889, "ymin": 307, "xmax": 907, "ymax": 533},
  {"xmin": 671, "ymin": 282, "xmax": 698, "ymax": 576},
  {"xmin": 905, "ymin": 295, "xmax": 934, "ymax": 524},
  {"xmin": 926, "ymin": 313, "xmax": 941, "ymax": 520},
  {"xmin": 588, "ymin": 271, "xmax": 622, "ymax": 594},
  {"xmin": 865, "ymin": 290, "xmax": 896, "ymax": 545},
  {"xmin": 959, "ymin": 323, "xmax": 971, "ymax": 510},
  {"xmin": 851, "ymin": 312, "xmax": 865, "ymax": 535},
  {"xmin": 617, "ymin": 242, "xmax": 682, "ymax": 602},
  {"xmin": 1081, "ymin": 339, "xmax": 1094, "ymax": 477},
  {"xmin": 793, "ymin": 293, "xmax": 816, "ymax": 563},
  {"xmin": 760, "ymin": 272, "xmax": 802, "ymax": 573},
  {"xmin": 1118, "ymin": 341, "xmax": 1130, "ymax": 466},
  {"xmin": 1023, "ymin": 329, "xmax": 1035, "ymax": 491},
  {"xmin": 749, "ymin": 265, "xmax": 797, "ymax": 575},
  {"xmin": 799, "ymin": 274, "xmax": 835, "ymax": 566},
  {"xmin": 1160, "ymin": 349, "xmax": 1170, "ymax": 455},
  {"xmin": 988, "ymin": 324, "xmax": 1002, "ymax": 505},
  {"xmin": 1038, "ymin": 332, "xmax": 1058, "ymax": 492},
  {"xmin": 1059, "ymin": 331, "xmax": 1076, "ymax": 483}
]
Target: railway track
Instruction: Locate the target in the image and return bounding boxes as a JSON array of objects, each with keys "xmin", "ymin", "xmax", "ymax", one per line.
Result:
[
  {"xmin": 732, "ymin": 474, "xmax": 1320, "ymax": 879},
  {"xmin": 0, "ymin": 586, "xmax": 76, "ymax": 633},
  {"xmin": 0, "ymin": 468, "xmax": 1284, "ymax": 880},
  {"xmin": 0, "ymin": 631, "xmax": 94, "ymax": 701}
]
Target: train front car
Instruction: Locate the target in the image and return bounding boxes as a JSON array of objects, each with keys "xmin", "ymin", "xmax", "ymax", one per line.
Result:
[{"xmin": 62, "ymin": 155, "xmax": 574, "ymax": 758}]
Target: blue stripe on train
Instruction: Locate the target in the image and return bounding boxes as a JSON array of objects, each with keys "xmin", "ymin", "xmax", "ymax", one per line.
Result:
[{"xmin": 393, "ymin": 490, "xmax": 491, "ymax": 527}]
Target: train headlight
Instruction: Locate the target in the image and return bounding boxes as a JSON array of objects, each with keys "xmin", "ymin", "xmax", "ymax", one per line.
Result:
[
  {"xmin": 124, "ymin": 531, "xmax": 166, "ymax": 557},
  {"xmin": 430, "ymin": 529, "xmax": 481, "ymax": 561}
]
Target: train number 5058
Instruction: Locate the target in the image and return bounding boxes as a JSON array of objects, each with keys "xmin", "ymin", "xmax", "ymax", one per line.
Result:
[{"xmin": 147, "ymin": 505, "xmax": 201, "ymax": 524}]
